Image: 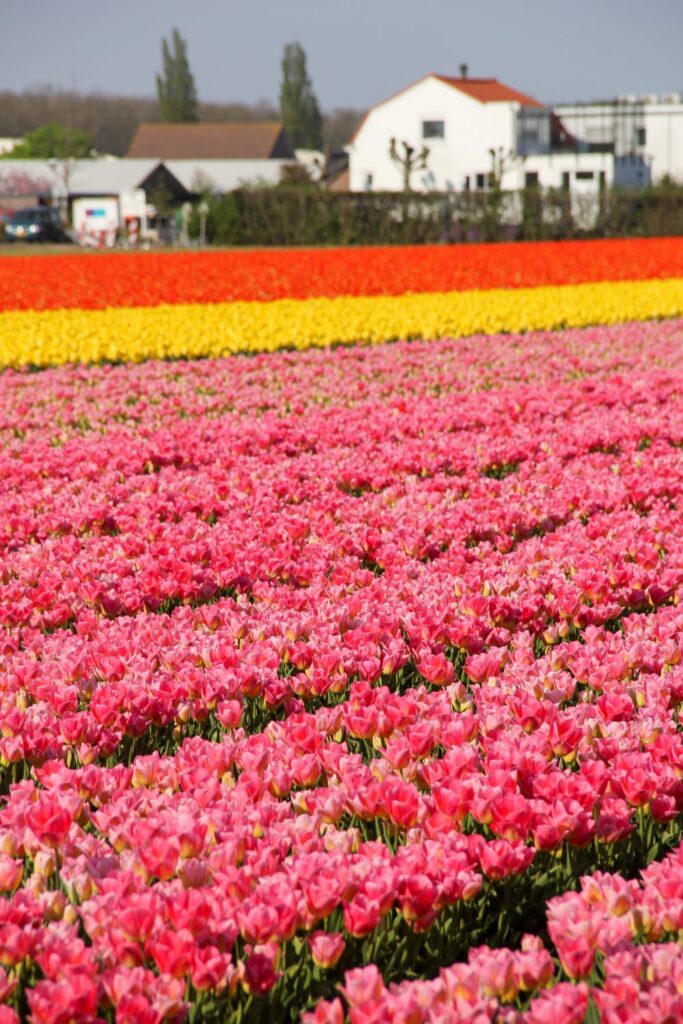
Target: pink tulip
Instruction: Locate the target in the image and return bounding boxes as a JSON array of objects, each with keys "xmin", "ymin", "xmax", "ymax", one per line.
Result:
[
  {"xmin": 0, "ymin": 854, "xmax": 22, "ymax": 893},
  {"xmin": 343, "ymin": 894, "xmax": 382, "ymax": 938},
  {"xmin": 309, "ymin": 931, "xmax": 346, "ymax": 969},
  {"xmin": 26, "ymin": 799, "xmax": 72, "ymax": 850},
  {"xmin": 243, "ymin": 951, "xmax": 279, "ymax": 996}
]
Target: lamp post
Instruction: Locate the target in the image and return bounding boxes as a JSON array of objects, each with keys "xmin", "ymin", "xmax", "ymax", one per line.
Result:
[
  {"xmin": 180, "ymin": 202, "xmax": 192, "ymax": 246},
  {"xmin": 198, "ymin": 200, "xmax": 209, "ymax": 248}
]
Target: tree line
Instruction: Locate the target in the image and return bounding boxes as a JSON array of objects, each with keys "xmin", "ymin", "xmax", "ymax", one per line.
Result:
[{"xmin": 0, "ymin": 33, "xmax": 361, "ymax": 157}]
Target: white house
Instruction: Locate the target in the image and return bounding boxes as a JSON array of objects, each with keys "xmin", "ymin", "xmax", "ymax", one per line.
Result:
[{"xmin": 348, "ymin": 72, "xmax": 614, "ymax": 195}]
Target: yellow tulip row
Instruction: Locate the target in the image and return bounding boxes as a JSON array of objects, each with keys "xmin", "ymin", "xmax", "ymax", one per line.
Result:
[{"xmin": 1, "ymin": 277, "xmax": 682, "ymax": 368}]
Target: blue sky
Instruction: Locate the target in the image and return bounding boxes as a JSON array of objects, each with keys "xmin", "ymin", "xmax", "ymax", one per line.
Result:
[{"xmin": 2, "ymin": 0, "xmax": 682, "ymax": 109}]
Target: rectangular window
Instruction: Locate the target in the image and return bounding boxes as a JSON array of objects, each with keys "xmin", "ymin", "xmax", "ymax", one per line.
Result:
[
  {"xmin": 463, "ymin": 176, "xmax": 470, "ymax": 191},
  {"xmin": 575, "ymin": 171, "xmax": 594, "ymax": 180},
  {"xmin": 422, "ymin": 120, "xmax": 445, "ymax": 139},
  {"xmin": 525, "ymin": 171, "xmax": 539, "ymax": 188},
  {"xmin": 637, "ymin": 127, "xmax": 646, "ymax": 147},
  {"xmin": 475, "ymin": 173, "xmax": 487, "ymax": 190},
  {"xmin": 562, "ymin": 172, "xmax": 570, "ymax": 190}
]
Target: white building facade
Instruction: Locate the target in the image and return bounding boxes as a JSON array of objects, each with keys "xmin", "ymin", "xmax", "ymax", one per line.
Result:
[{"xmin": 556, "ymin": 94, "xmax": 683, "ymax": 185}]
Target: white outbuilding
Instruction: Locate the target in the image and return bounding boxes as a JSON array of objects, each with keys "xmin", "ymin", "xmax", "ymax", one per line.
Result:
[{"xmin": 555, "ymin": 94, "xmax": 683, "ymax": 185}]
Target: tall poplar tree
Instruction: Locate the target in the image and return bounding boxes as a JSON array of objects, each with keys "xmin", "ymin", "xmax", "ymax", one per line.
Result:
[
  {"xmin": 279, "ymin": 42, "xmax": 323, "ymax": 150},
  {"xmin": 156, "ymin": 29, "xmax": 198, "ymax": 123}
]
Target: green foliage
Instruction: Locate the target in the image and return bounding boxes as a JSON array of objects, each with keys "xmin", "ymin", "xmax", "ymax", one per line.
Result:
[
  {"xmin": 5, "ymin": 122, "xmax": 93, "ymax": 160},
  {"xmin": 147, "ymin": 183, "xmax": 174, "ymax": 218},
  {"xmin": 277, "ymin": 162, "xmax": 316, "ymax": 189},
  {"xmin": 156, "ymin": 28, "xmax": 198, "ymax": 123},
  {"xmin": 189, "ymin": 192, "xmax": 239, "ymax": 243},
  {"xmin": 279, "ymin": 42, "xmax": 323, "ymax": 150}
]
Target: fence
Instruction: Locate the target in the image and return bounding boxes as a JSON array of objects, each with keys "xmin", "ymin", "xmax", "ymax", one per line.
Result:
[{"xmin": 192, "ymin": 185, "xmax": 683, "ymax": 247}]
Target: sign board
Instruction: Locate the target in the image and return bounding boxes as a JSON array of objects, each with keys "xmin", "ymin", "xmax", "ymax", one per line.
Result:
[{"xmin": 72, "ymin": 196, "xmax": 119, "ymax": 246}]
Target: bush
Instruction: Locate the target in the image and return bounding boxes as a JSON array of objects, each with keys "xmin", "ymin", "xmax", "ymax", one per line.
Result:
[{"xmin": 192, "ymin": 186, "xmax": 683, "ymax": 247}]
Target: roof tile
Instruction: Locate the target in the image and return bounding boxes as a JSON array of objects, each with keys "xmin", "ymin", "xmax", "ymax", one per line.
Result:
[{"xmin": 434, "ymin": 75, "xmax": 544, "ymax": 108}]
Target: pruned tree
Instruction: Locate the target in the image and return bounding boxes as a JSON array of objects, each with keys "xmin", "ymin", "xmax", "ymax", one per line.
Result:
[
  {"xmin": 156, "ymin": 29, "xmax": 198, "ymax": 123},
  {"xmin": 389, "ymin": 137, "xmax": 429, "ymax": 192},
  {"xmin": 279, "ymin": 42, "xmax": 323, "ymax": 150},
  {"xmin": 488, "ymin": 146, "xmax": 524, "ymax": 190}
]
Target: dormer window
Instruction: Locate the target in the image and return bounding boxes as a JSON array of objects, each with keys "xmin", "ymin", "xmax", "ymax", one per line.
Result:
[{"xmin": 422, "ymin": 120, "xmax": 445, "ymax": 139}]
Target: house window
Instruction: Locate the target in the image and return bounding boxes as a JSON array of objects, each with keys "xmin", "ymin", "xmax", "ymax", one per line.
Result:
[
  {"xmin": 475, "ymin": 173, "xmax": 487, "ymax": 190},
  {"xmin": 575, "ymin": 171, "xmax": 594, "ymax": 180},
  {"xmin": 519, "ymin": 126, "xmax": 540, "ymax": 150},
  {"xmin": 637, "ymin": 127, "xmax": 646, "ymax": 147},
  {"xmin": 364, "ymin": 173, "xmax": 373, "ymax": 190},
  {"xmin": 525, "ymin": 171, "xmax": 539, "ymax": 188},
  {"xmin": 422, "ymin": 120, "xmax": 445, "ymax": 139},
  {"xmin": 562, "ymin": 172, "xmax": 570, "ymax": 190},
  {"xmin": 463, "ymin": 176, "xmax": 470, "ymax": 191}
]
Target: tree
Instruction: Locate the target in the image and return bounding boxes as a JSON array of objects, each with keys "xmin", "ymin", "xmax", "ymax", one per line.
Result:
[
  {"xmin": 156, "ymin": 29, "xmax": 198, "ymax": 123},
  {"xmin": 4, "ymin": 122, "xmax": 94, "ymax": 221},
  {"xmin": 488, "ymin": 146, "xmax": 522, "ymax": 191},
  {"xmin": 0, "ymin": 168, "xmax": 53, "ymax": 195},
  {"xmin": 389, "ymin": 138, "xmax": 429, "ymax": 192},
  {"xmin": 5, "ymin": 122, "xmax": 93, "ymax": 160},
  {"xmin": 279, "ymin": 42, "xmax": 323, "ymax": 150}
]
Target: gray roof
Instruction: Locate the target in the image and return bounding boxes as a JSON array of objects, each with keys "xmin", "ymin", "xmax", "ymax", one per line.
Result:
[
  {"xmin": 67, "ymin": 159, "xmax": 159, "ymax": 194},
  {"xmin": 0, "ymin": 156, "xmax": 295, "ymax": 197},
  {"xmin": 164, "ymin": 159, "xmax": 290, "ymax": 192},
  {"xmin": 0, "ymin": 158, "xmax": 159, "ymax": 196}
]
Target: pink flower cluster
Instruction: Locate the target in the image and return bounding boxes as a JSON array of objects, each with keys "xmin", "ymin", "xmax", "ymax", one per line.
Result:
[
  {"xmin": 310, "ymin": 840, "xmax": 683, "ymax": 1023},
  {"xmin": 305, "ymin": 949, "xmax": 587, "ymax": 1024},
  {"xmin": 0, "ymin": 319, "xmax": 683, "ymax": 1021}
]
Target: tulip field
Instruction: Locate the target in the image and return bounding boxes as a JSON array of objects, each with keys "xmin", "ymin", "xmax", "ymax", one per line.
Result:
[{"xmin": 2, "ymin": 238, "xmax": 683, "ymax": 1024}]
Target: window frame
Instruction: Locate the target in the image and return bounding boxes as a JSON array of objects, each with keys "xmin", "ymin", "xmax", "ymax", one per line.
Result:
[{"xmin": 422, "ymin": 119, "xmax": 445, "ymax": 140}]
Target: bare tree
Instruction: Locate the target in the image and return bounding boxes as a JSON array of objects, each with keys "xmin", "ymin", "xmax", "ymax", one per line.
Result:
[
  {"xmin": 389, "ymin": 137, "xmax": 429, "ymax": 192},
  {"xmin": 488, "ymin": 146, "xmax": 524, "ymax": 190}
]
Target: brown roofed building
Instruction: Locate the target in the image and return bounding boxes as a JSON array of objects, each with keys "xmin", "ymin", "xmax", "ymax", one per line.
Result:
[{"xmin": 127, "ymin": 122, "xmax": 294, "ymax": 160}]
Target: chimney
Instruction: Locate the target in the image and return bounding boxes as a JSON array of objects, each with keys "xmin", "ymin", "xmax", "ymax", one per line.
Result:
[{"xmin": 460, "ymin": 63, "xmax": 468, "ymax": 79}]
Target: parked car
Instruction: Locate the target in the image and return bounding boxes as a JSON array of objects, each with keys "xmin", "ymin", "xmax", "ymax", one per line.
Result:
[{"xmin": 4, "ymin": 207, "xmax": 69, "ymax": 243}]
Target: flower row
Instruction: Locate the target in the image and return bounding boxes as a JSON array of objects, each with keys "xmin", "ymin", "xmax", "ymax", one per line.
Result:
[
  {"xmin": 1, "ymin": 238, "xmax": 681, "ymax": 312},
  {"xmin": 1, "ymin": 278, "xmax": 682, "ymax": 367},
  {"xmin": 2, "ymin": 320, "xmax": 680, "ymax": 447},
  {"xmin": 1, "ymin": 320, "xmax": 683, "ymax": 1020}
]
